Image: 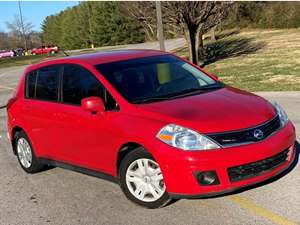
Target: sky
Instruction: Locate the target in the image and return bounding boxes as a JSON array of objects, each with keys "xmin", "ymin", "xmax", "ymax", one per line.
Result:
[{"xmin": 0, "ymin": 1, "xmax": 79, "ymax": 32}]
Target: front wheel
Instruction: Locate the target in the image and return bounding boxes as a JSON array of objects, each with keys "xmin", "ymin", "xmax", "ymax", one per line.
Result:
[{"xmin": 119, "ymin": 148, "xmax": 170, "ymax": 208}]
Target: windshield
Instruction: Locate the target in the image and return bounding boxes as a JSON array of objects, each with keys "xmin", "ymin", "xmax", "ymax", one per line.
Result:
[{"xmin": 95, "ymin": 55, "xmax": 223, "ymax": 103}]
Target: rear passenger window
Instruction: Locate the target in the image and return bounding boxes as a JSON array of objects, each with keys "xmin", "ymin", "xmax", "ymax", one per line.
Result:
[
  {"xmin": 35, "ymin": 66, "xmax": 60, "ymax": 101},
  {"xmin": 62, "ymin": 65, "xmax": 104, "ymax": 105},
  {"xmin": 26, "ymin": 71, "xmax": 37, "ymax": 98}
]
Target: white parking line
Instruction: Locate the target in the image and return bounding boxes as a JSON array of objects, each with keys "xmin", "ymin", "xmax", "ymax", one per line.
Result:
[
  {"xmin": 0, "ymin": 85, "xmax": 15, "ymax": 90},
  {"xmin": 0, "ymin": 67, "xmax": 24, "ymax": 78}
]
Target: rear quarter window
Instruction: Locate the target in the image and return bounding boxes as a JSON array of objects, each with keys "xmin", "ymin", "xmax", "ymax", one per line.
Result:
[{"xmin": 26, "ymin": 70, "xmax": 37, "ymax": 98}]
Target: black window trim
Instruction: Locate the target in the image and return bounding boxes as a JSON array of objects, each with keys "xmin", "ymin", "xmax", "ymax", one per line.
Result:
[
  {"xmin": 24, "ymin": 63, "xmax": 120, "ymax": 112},
  {"xmin": 25, "ymin": 65, "xmax": 63, "ymax": 103}
]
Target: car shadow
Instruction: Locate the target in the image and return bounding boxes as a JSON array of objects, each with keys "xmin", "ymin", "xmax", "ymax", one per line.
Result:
[
  {"xmin": 201, "ymin": 37, "xmax": 266, "ymax": 67},
  {"xmin": 198, "ymin": 141, "xmax": 300, "ymax": 200}
]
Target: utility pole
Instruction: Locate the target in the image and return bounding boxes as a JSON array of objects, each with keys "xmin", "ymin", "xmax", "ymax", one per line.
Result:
[
  {"xmin": 18, "ymin": 1, "xmax": 27, "ymax": 51},
  {"xmin": 87, "ymin": 2, "xmax": 94, "ymax": 49},
  {"xmin": 155, "ymin": 1, "xmax": 165, "ymax": 51}
]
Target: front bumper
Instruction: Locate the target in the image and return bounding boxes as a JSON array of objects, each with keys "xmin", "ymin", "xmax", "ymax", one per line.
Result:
[{"xmin": 155, "ymin": 121, "xmax": 296, "ymax": 198}]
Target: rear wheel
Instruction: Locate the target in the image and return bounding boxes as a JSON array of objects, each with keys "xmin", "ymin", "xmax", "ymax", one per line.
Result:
[
  {"xmin": 119, "ymin": 147, "xmax": 170, "ymax": 208},
  {"xmin": 14, "ymin": 131, "xmax": 44, "ymax": 173}
]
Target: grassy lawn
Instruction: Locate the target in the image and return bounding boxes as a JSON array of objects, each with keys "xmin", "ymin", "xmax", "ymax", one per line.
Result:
[
  {"xmin": 1, "ymin": 29, "xmax": 300, "ymax": 91},
  {"xmin": 174, "ymin": 29, "xmax": 300, "ymax": 91},
  {"xmin": 0, "ymin": 46, "xmax": 124, "ymax": 69},
  {"xmin": 0, "ymin": 54, "xmax": 60, "ymax": 69}
]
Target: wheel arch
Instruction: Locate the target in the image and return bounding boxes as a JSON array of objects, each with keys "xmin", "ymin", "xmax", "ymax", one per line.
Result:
[
  {"xmin": 11, "ymin": 126, "xmax": 25, "ymax": 155},
  {"xmin": 116, "ymin": 142, "xmax": 144, "ymax": 175}
]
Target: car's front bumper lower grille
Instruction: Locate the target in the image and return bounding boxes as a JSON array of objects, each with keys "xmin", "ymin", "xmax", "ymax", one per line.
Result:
[{"xmin": 227, "ymin": 149, "xmax": 289, "ymax": 182}]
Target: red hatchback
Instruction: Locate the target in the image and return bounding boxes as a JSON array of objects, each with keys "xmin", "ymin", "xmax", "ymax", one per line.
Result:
[{"xmin": 7, "ymin": 50, "xmax": 296, "ymax": 208}]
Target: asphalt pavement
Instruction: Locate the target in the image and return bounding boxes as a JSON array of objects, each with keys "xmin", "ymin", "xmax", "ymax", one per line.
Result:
[{"xmin": 0, "ymin": 66, "xmax": 299, "ymax": 225}]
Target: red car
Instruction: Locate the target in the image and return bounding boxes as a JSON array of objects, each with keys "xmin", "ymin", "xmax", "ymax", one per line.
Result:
[
  {"xmin": 6, "ymin": 50, "xmax": 296, "ymax": 208},
  {"xmin": 31, "ymin": 45, "xmax": 59, "ymax": 55}
]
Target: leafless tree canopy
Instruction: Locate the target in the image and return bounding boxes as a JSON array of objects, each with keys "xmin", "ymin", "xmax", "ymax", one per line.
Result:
[
  {"xmin": 121, "ymin": 1, "xmax": 181, "ymax": 41},
  {"xmin": 163, "ymin": 1, "xmax": 233, "ymax": 64},
  {"xmin": 3, "ymin": 15, "xmax": 40, "ymax": 50},
  {"xmin": 122, "ymin": 1, "xmax": 232, "ymax": 65}
]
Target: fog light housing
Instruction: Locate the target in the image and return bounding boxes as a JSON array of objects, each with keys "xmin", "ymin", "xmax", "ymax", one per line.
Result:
[{"xmin": 195, "ymin": 171, "xmax": 220, "ymax": 186}]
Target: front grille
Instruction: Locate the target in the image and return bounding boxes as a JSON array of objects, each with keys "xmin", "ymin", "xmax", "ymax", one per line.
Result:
[
  {"xmin": 207, "ymin": 115, "xmax": 281, "ymax": 146},
  {"xmin": 228, "ymin": 149, "xmax": 289, "ymax": 182}
]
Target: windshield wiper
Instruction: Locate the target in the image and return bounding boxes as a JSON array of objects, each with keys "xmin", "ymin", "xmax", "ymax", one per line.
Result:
[
  {"xmin": 166, "ymin": 83, "xmax": 224, "ymax": 99},
  {"xmin": 131, "ymin": 96, "xmax": 171, "ymax": 104},
  {"xmin": 132, "ymin": 83, "xmax": 224, "ymax": 104}
]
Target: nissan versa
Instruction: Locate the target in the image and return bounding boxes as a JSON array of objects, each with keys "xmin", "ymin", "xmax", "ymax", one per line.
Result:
[{"xmin": 6, "ymin": 50, "xmax": 296, "ymax": 208}]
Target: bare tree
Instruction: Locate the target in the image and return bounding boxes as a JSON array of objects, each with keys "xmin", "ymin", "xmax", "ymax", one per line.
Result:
[
  {"xmin": 121, "ymin": 2, "xmax": 157, "ymax": 41},
  {"xmin": 123, "ymin": 2, "xmax": 232, "ymax": 65},
  {"xmin": 164, "ymin": 2, "xmax": 233, "ymax": 65},
  {"xmin": 121, "ymin": 2, "xmax": 181, "ymax": 41},
  {"xmin": 6, "ymin": 15, "xmax": 34, "ymax": 50}
]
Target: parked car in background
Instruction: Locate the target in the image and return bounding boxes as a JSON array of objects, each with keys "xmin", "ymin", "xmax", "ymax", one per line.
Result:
[
  {"xmin": 31, "ymin": 45, "xmax": 59, "ymax": 55},
  {"xmin": 0, "ymin": 50, "xmax": 14, "ymax": 58},
  {"xmin": 13, "ymin": 48, "xmax": 25, "ymax": 57}
]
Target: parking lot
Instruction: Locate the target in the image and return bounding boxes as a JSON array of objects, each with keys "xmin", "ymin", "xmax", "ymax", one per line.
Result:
[{"xmin": 0, "ymin": 66, "xmax": 299, "ymax": 225}]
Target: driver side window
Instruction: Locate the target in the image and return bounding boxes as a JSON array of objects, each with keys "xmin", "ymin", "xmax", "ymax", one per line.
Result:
[{"xmin": 62, "ymin": 64, "xmax": 118, "ymax": 110}]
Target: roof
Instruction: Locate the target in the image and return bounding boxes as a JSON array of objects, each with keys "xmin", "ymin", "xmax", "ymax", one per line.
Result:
[
  {"xmin": 67, "ymin": 49, "xmax": 169, "ymax": 65},
  {"xmin": 25, "ymin": 49, "xmax": 169, "ymax": 73}
]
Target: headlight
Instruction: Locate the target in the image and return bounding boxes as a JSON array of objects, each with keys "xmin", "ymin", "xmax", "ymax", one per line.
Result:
[
  {"xmin": 156, "ymin": 124, "xmax": 221, "ymax": 150},
  {"xmin": 272, "ymin": 101, "xmax": 288, "ymax": 127}
]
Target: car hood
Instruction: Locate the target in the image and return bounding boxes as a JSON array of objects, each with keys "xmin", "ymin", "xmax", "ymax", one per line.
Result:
[{"xmin": 136, "ymin": 86, "xmax": 277, "ymax": 133}]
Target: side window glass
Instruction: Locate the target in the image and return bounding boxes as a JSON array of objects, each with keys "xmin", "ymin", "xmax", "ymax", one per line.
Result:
[
  {"xmin": 62, "ymin": 65, "xmax": 104, "ymax": 105},
  {"xmin": 26, "ymin": 70, "xmax": 37, "ymax": 98},
  {"xmin": 35, "ymin": 66, "xmax": 60, "ymax": 101}
]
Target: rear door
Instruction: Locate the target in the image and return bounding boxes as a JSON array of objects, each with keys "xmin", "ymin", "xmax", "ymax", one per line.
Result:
[{"xmin": 22, "ymin": 65, "xmax": 62, "ymax": 158}]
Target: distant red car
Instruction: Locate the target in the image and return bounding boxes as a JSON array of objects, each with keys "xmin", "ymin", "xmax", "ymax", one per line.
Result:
[
  {"xmin": 6, "ymin": 50, "xmax": 296, "ymax": 208},
  {"xmin": 0, "ymin": 50, "xmax": 14, "ymax": 58},
  {"xmin": 31, "ymin": 45, "xmax": 59, "ymax": 55}
]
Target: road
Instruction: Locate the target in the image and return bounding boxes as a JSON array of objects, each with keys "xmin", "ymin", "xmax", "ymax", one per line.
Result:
[
  {"xmin": 68, "ymin": 38, "xmax": 186, "ymax": 54},
  {"xmin": 0, "ymin": 66, "xmax": 299, "ymax": 225}
]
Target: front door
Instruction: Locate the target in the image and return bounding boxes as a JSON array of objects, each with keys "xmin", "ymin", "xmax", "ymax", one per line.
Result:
[{"xmin": 53, "ymin": 64, "xmax": 120, "ymax": 173}]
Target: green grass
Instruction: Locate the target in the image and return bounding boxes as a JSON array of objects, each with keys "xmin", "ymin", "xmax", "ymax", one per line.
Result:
[
  {"xmin": 0, "ymin": 54, "xmax": 62, "ymax": 69},
  {"xmin": 174, "ymin": 28, "xmax": 300, "ymax": 91},
  {"xmin": 0, "ymin": 45, "xmax": 124, "ymax": 69},
  {"xmin": 2, "ymin": 29, "xmax": 300, "ymax": 91}
]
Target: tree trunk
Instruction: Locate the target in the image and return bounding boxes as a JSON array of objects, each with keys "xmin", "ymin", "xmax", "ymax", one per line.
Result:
[
  {"xmin": 197, "ymin": 30, "xmax": 205, "ymax": 62},
  {"xmin": 211, "ymin": 26, "xmax": 216, "ymax": 42},
  {"xmin": 186, "ymin": 27, "xmax": 199, "ymax": 65}
]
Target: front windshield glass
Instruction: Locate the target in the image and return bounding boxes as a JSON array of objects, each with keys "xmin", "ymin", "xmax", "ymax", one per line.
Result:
[{"xmin": 95, "ymin": 55, "xmax": 222, "ymax": 103}]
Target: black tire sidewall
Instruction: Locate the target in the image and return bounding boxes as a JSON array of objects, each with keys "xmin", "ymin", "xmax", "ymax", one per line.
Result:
[
  {"xmin": 14, "ymin": 131, "xmax": 43, "ymax": 173},
  {"xmin": 119, "ymin": 147, "xmax": 170, "ymax": 209}
]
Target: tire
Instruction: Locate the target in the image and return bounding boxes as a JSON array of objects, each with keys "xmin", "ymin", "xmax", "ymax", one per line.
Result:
[
  {"xmin": 14, "ymin": 131, "xmax": 44, "ymax": 173},
  {"xmin": 119, "ymin": 147, "xmax": 170, "ymax": 208}
]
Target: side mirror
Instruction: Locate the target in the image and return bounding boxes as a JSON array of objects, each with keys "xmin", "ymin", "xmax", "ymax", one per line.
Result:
[
  {"xmin": 81, "ymin": 97, "xmax": 105, "ymax": 114},
  {"xmin": 210, "ymin": 74, "xmax": 219, "ymax": 81}
]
